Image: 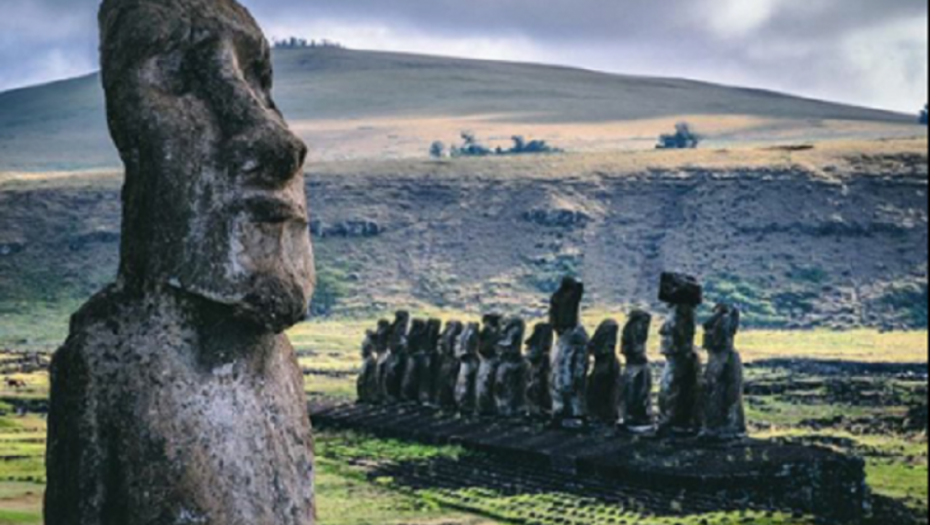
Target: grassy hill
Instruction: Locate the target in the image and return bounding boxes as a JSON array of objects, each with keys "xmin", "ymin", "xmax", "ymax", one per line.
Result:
[
  {"xmin": 1, "ymin": 139, "xmax": 927, "ymax": 351},
  {"xmin": 0, "ymin": 48, "xmax": 923, "ymax": 171}
]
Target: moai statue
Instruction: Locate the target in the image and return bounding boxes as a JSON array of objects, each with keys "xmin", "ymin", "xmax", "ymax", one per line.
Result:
[
  {"xmin": 401, "ymin": 319, "xmax": 428, "ymax": 402},
  {"xmin": 45, "ymin": 1, "xmax": 316, "ymax": 522},
  {"xmin": 525, "ymin": 323, "xmax": 554, "ymax": 419},
  {"xmin": 357, "ymin": 329, "xmax": 379, "ymax": 404},
  {"xmin": 586, "ymin": 320, "xmax": 621, "ymax": 426},
  {"xmin": 657, "ymin": 273, "xmax": 704, "ymax": 437},
  {"xmin": 701, "ymin": 304, "xmax": 747, "ymax": 441},
  {"xmin": 495, "ymin": 318, "xmax": 528, "ymax": 417},
  {"xmin": 418, "ymin": 319, "xmax": 443, "ymax": 405},
  {"xmin": 454, "ymin": 323, "xmax": 481, "ymax": 413},
  {"xmin": 370, "ymin": 319, "xmax": 392, "ymax": 404},
  {"xmin": 476, "ymin": 314, "xmax": 504, "ymax": 416},
  {"xmin": 381, "ymin": 311, "xmax": 411, "ymax": 403},
  {"xmin": 619, "ymin": 310, "xmax": 654, "ymax": 431},
  {"xmin": 435, "ymin": 321, "xmax": 465, "ymax": 409},
  {"xmin": 550, "ymin": 277, "xmax": 591, "ymax": 427}
]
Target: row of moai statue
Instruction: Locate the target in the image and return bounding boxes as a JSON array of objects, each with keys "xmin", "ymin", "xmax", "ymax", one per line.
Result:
[{"xmin": 358, "ymin": 273, "xmax": 747, "ymax": 440}]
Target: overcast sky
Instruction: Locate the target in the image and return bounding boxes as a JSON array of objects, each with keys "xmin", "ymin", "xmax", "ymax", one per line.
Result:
[{"xmin": 0, "ymin": 0, "xmax": 926, "ymax": 113}]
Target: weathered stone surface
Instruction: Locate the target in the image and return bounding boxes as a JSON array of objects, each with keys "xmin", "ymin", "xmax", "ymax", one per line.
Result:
[
  {"xmin": 476, "ymin": 314, "xmax": 503, "ymax": 416},
  {"xmin": 525, "ymin": 323, "xmax": 554, "ymax": 418},
  {"xmin": 418, "ymin": 318, "xmax": 443, "ymax": 405},
  {"xmin": 620, "ymin": 310, "xmax": 654, "ymax": 429},
  {"xmin": 550, "ymin": 276, "xmax": 585, "ymax": 336},
  {"xmin": 551, "ymin": 326, "xmax": 590, "ymax": 423},
  {"xmin": 494, "ymin": 318, "xmax": 528, "ymax": 417},
  {"xmin": 659, "ymin": 272, "xmax": 704, "ymax": 307},
  {"xmin": 45, "ymin": 1, "xmax": 316, "ymax": 522},
  {"xmin": 701, "ymin": 304, "xmax": 747, "ymax": 440},
  {"xmin": 454, "ymin": 323, "xmax": 481, "ymax": 413},
  {"xmin": 402, "ymin": 319, "xmax": 429, "ymax": 402},
  {"xmin": 435, "ymin": 321, "xmax": 464, "ymax": 408},
  {"xmin": 549, "ymin": 277, "xmax": 589, "ymax": 424},
  {"xmin": 586, "ymin": 320, "xmax": 621, "ymax": 425},
  {"xmin": 658, "ymin": 304, "xmax": 703, "ymax": 435},
  {"xmin": 357, "ymin": 328, "xmax": 379, "ymax": 404},
  {"xmin": 380, "ymin": 311, "xmax": 410, "ymax": 402}
]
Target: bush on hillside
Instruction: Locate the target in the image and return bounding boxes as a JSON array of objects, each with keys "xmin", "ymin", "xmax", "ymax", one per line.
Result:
[
  {"xmin": 657, "ymin": 122, "xmax": 701, "ymax": 149},
  {"xmin": 448, "ymin": 133, "xmax": 562, "ymax": 158},
  {"xmin": 450, "ymin": 132, "xmax": 493, "ymax": 157},
  {"xmin": 273, "ymin": 37, "xmax": 344, "ymax": 50},
  {"xmin": 429, "ymin": 141, "xmax": 447, "ymax": 159}
]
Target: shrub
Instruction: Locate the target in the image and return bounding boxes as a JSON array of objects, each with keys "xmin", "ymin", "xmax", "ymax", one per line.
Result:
[
  {"xmin": 429, "ymin": 141, "xmax": 446, "ymax": 159},
  {"xmin": 447, "ymin": 133, "xmax": 561, "ymax": 158},
  {"xmin": 657, "ymin": 122, "xmax": 701, "ymax": 149}
]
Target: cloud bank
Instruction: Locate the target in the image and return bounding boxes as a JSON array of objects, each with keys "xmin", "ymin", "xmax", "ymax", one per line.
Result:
[{"xmin": 1, "ymin": 0, "xmax": 926, "ymax": 112}]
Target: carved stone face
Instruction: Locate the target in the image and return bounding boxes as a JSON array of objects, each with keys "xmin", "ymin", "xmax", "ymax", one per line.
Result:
[
  {"xmin": 660, "ymin": 305, "xmax": 696, "ymax": 356},
  {"xmin": 590, "ymin": 320, "xmax": 619, "ymax": 358},
  {"xmin": 100, "ymin": 0, "xmax": 313, "ymax": 333},
  {"xmin": 550, "ymin": 277, "xmax": 584, "ymax": 335},
  {"xmin": 622, "ymin": 311, "xmax": 652, "ymax": 360},
  {"xmin": 703, "ymin": 304, "xmax": 741, "ymax": 354}
]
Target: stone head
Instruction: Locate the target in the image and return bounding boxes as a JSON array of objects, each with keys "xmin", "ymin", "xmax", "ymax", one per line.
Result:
[
  {"xmin": 622, "ymin": 310, "xmax": 652, "ymax": 360},
  {"xmin": 100, "ymin": 0, "xmax": 313, "ymax": 333},
  {"xmin": 499, "ymin": 318, "xmax": 527, "ymax": 359},
  {"xmin": 526, "ymin": 323, "xmax": 554, "ymax": 361},
  {"xmin": 426, "ymin": 319, "xmax": 443, "ymax": 354},
  {"xmin": 589, "ymin": 320, "xmax": 619, "ymax": 358},
  {"xmin": 550, "ymin": 276, "xmax": 585, "ymax": 335},
  {"xmin": 362, "ymin": 330, "xmax": 376, "ymax": 359},
  {"xmin": 703, "ymin": 304, "xmax": 741, "ymax": 354},
  {"xmin": 660, "ymin": 305, "xmax": 696, "ymax": 356},
  {"xmin": 408, "ymin": 319, "xmax": 429, "ymax": 354},
  {"xmin": 440, "ymin": 322, "xmax": 464, "ymax": 357},
  {"xmin": 457, "ymin": 323, "xmax": 480, "ymax": 359},
  {"xmin": 390, "ymin": 311, "xmax": 411, "ymax": 352},
  {"xmin": 375, "ymin": 319, "xmax": 392, "ymax": 353}
]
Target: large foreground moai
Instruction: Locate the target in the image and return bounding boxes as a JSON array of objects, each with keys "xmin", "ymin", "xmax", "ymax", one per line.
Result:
[
  {"xmin": 701, "ymin": 304, "xmax": 747, "ymax": 440},
  {"xmin": 619, "ymin": 310, "xmax": 654, "ymax": 430},
  {"xmin": 586, "ymin": 320, "xmax": 621, "ymax": 425},
  {"xmin": 45, "ymin": 1, "xmax": 316, "ymax": 523},
  {"xmin": 657, "ymin": 273, "xmax": 704, "ymax": 436},
  {"xmin": 550, "ymin": 277, "xmax": 591, "ymax": 426}
]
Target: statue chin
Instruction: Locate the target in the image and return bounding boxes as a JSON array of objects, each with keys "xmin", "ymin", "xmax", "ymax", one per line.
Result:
[{"xmin": 231, "ymin": 273, "xmax": 311, "ymax": 333}]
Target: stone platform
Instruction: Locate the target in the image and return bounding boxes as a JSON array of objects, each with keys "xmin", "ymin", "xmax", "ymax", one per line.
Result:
[{"xmin": 311, "ymin": 400, "xmax": 869, "ymax": 523}]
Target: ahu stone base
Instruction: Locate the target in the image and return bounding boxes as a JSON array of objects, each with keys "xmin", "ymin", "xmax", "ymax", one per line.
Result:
[{"xmin": 311, "ymin": 401, "xmax": 868, "ymax": 523}]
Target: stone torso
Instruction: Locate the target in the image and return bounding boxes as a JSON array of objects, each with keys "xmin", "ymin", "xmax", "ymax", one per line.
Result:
[
  {"xmin": 551, "ymin": 326, "xmax": 590, "ymax": 419},
  {"xmin": 45, "ymin": 289, "xmax": 314, "ymax": 525},
  {"xmin": 658, "ymin": 349, "xmax": 702, "ymax": 432},
  {"xmin": 702, "ymin": 350, "xmax": 746, "ymax": 438}
]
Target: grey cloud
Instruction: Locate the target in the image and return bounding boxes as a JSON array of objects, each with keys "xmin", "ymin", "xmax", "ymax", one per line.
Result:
[{"xmin": 0, "ymin": 0, "xmax": 926, "ymax": 111}]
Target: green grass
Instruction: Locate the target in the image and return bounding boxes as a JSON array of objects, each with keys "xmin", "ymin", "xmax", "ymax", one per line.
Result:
[{"xmin": 1, "ymin": 315, "xmax": 928, "ymax": 524}]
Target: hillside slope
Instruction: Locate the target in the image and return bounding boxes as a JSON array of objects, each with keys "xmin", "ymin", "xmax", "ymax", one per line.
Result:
[
  {"xmin": 0, "ymin": 48, "xmax": 923, "ymax": 171},
  {"xmin": 1, "ymin": 140, "xmax": 926, "ymax": 350}
]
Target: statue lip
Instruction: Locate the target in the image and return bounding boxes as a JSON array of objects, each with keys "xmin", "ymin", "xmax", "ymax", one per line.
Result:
[{"xmin": 241, "ymin": 195, "xmax": 307, "ymax": 225}]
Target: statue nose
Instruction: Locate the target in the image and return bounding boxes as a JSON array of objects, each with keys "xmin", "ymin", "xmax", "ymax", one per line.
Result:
[{"xmin": 232, "ymin": 124, "xmax": 308, "ymax": 187}]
